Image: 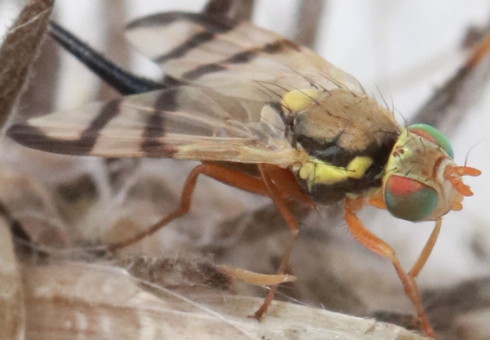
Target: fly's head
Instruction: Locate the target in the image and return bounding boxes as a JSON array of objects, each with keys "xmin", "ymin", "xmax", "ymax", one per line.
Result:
[{"xmin": 383, "ymin": 123, "xmax": 480, "ymax": 222}]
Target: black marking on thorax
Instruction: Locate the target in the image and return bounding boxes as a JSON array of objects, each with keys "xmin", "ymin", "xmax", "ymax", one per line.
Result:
[{"xmin": 296, "ymin": 132, "xmax": 399, "ymax": 204}]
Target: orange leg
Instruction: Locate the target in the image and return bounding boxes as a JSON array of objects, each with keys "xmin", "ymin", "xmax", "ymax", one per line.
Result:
[
  {"xmin": 344, "ymin": 198, "xmax": 436, "ymax": 338},
  {"xmin": 261, "ymin": 165, "xmax": 314, "ymax": 207},
  {"xmin": 107, "ymin": 161, "xmax": 307, "ymax": 320},
  {"xmin": 367, "ymin": 193, "xmax": 442, "ymax": 277},
  {"xmin": 108, "ymin": 162, "xmax": 271, "ymax": 251},
  {"xmin": 409, "ymin": 218, "xmax": 441, "ymax": 278},
  {"xmin": 367, "ymin": 192, "xmax": 386, "ymax": 209},
  {"xmin": 253, "ymin": 164, "xmax": 302, "ymax": 319}
]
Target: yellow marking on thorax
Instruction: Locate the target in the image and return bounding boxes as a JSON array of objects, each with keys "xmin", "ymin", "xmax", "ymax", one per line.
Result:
[
  {"xmin": 280, "ymin": 88, "xmax": 323, "ymax": 113},
  {"xmin": 299, "ymin": 156, "xmax": 373, "ymax": 188}
]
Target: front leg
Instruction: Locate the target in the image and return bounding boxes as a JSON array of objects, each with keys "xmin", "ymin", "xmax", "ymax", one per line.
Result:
[{"xmin": 344, "ymin": 197, "xmax": 436, "ymax": 338}]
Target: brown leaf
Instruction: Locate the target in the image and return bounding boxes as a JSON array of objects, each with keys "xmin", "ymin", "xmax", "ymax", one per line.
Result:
[{"xmin": 0, "ymin": 0, "xmax": 54, "ymax": 128}]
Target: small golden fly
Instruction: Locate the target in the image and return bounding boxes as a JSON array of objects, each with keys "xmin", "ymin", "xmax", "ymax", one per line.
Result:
[{"xmin": 7, "ymin": 11, "xmax": 481, "ymax": 337}]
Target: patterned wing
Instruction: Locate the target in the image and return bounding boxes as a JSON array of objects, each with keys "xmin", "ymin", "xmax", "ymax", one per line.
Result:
[
  {"xmin": 125, "ymin": 12, "xmax": 364, "ymax": 102},
  {"xmin": 8, "ymin": 86, "xmax": 304, "ymax": 166},
  {"xmin": 8, "ymin": 11, "xmax": 364, "ymax": 165}
]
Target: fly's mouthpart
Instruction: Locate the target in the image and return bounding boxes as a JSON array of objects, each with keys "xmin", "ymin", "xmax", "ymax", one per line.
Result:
[
  {"xmin": 444, "ymin": 165, "xmax": 481, "ymax": 197},
  {"xmin": 452, "ymin": 200, "xmax": 463, "ymax": 211}
]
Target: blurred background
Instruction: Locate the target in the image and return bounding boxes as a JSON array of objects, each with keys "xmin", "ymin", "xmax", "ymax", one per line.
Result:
[{"xmin": 1, "ymin": 1, "xmax": 489, "ymax": 339}]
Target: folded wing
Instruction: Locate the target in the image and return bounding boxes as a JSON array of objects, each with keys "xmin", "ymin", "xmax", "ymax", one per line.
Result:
[{"xmin": 8, "ymin": 86, "xmax": 303, "ymax": 165}]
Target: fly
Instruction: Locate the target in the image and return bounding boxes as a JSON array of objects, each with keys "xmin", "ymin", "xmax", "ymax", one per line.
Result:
[{"xmin": 7, "ymin": 11, "xmax": 481, "ymax": 338}]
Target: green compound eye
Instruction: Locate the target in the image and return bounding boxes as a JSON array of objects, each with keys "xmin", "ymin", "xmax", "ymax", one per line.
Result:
[
  {"xmin": 384, "ymin": 175, "xmax": 438, "ymax": 221},
  {"xmin": 408, "ymin": 123, "xmax": 454, "ymax": 159}
]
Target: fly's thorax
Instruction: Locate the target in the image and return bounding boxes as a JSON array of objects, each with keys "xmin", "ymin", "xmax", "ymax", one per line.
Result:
[
  {"xmin": 283, "ymin": 88, "xmax": 400, "ymax": 154},
  {"xmin": 383, "ymin": 124, "xmax": 462, "ymax": 221},
  {"xmin": 295, "ymin": 156, "xmax": 373, "ymax": 188},
  {"xmin": 283, "ymin": 87, "xmax": 400, "ymax": 204},
  {"xmin": 291, "ymin": 155, "xmax": 376, "ymax": 203}
]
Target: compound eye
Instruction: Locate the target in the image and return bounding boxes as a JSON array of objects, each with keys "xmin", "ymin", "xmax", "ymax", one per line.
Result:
[
  {"xmin": 408, "ymin": 123, "xmax": 454, "ymax": 158},
  {"xmin": 384, "ymin": 175, "xmax": 438, "ymax": 221}
]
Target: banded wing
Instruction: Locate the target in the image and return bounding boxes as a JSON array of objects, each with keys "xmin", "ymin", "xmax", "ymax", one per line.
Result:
[
  {"xmin": 8, "ymin": 11, "xmax": 363, "ymax": 164},
  {"xmin": 126, "ymin": 12, "xmax": 364, "ymax": 102},
  {"xmin": 8, "ymin": 86, "xmax": 304, "ymax": 165}
]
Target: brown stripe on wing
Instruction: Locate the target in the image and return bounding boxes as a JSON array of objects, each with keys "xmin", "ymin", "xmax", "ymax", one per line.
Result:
[
  {"xmin": 182, "ymin": 39, "xmax": 301, "ymax": 80},
  {"xmin": 155, "ymin": 31, "xmax": 217, "ymax": 64},
  {"xmin": 139, "ymin": 88, "xmax": 179, "ymax": 156},
  {"xmin": 8, "ymin": 99, "xmax": 121, "ymax": 156},
  {"xmin": 128, "ymin": 12, "xmax": 237, "ymax": 64}
]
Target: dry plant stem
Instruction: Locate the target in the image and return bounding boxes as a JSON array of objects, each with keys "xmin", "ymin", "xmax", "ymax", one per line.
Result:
[
  {"xmin": 22, "ymin": 262, "xmax": 429, "ymax": 339},
  {"xmin": 99, "ymin": 0, "xmax": 129, "ymax": 99},
  {"xmin": 294, "ymin": 0, "xmax": 326, "ymax": 48},
  {"xmin": 410, "ymin": 32, "xmax": 490, "ymax": 129},
  {"xmin": 464, "ymin": 33, "xmax": 490, "ymax": 69},
  {"xmin": 204, "ymin": 0, "xmax": 255, "ymax": 22},
  {"xmin": 107, "ymin": 162, "xmax": 270, "ymax": 251},
  {"xmin": 344, "ymin": 198, "xmax": 436, "ymax": 338}
]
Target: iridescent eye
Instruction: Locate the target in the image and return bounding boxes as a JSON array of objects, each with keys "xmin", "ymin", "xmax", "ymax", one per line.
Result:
[
  {"xmin": 408, "ymin": 123, "xmax": 454, "ymax": 158},
  {"xmin": 384, "ymin": 175, "xmax": 438, "ymax": 221}
]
